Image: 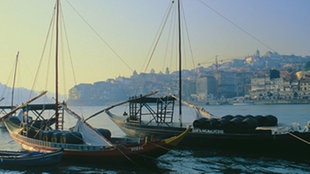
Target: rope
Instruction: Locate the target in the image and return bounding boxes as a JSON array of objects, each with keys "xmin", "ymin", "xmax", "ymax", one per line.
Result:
[
  {"xmin": 152, "ymin": 142, "xmax": 173, "ymax": 151},
  {"xmin": 287, "ymin": 132, "xmax": 310, "ymax": 145},
  {"xmin": 65, "ymin": 0, "xmax": 133, "ymax": 72},
  {"xmin": 143, "ymin": 1, "xmax": 174, "ymax": 73},
  {"xmin": 198, "ymin": 0, "xmax": 276, "ymax": 52},
  {"xmin": 30, "ymin": 4, "xmax": 56, "ymax": 97},
  {"xmin": 115, "ymin": 147, "xmax": 138, "ymax": 166}
]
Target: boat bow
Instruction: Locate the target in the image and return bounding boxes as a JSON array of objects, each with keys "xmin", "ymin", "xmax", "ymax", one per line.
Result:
[{"xmin": 163, "ymin": 125, "xmax": 191, "ymax": 147}]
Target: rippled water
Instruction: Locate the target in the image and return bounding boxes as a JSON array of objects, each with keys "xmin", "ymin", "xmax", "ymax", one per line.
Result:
[{"xmin": 0, "ymin": 104, "xmax": 309, "ymax": 173}]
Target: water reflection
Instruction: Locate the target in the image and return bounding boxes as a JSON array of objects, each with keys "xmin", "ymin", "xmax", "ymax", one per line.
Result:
[{"xmin": 157, "ymin": 150, "xmax": 310, "ymax": 173}]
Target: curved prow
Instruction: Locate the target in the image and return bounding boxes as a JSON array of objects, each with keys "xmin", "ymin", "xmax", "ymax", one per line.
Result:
[
  {"xmin": 163, "ymin": 125, "xmax": 191, "ymax": 147},
  {"xmin": 105, "ymin": 110, "xmax": 127, "ymax": 127}
]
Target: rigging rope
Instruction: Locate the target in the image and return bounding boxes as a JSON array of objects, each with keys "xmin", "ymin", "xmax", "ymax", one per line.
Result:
[
  {"xmin": 30, "ymin": 4, "xmax": 56, "ymax": 98},
  {"xmin": 28, "ymin": 1, "xmax": 80, "ymax": 100},
  {"xmin": 287, "ymin": 132, "xmax": 310, "ymax": 145},
  {"xmin": 0, "ymin": 60, "xmax": 15, "ymax": 100},
  {"xmin": 142, "ymin": 0, "xmax": 196, "ymax": 78},
  {"xmin": 65, "ymin": 0, "xmax": 133, "ymax": 72},
  {"xmin": 59, "ymin": 4, "xmax": 69, "ymax": 98},
  {"xmin": 61, "ymin": 6, "xmax": 78, "ymax": 94},
  {"xmin": 143, "ymin": 1, "xmax": 174, "ymax": 73},
  {"xmin": 181, "ymin": 4, "xmax": 196, "ymax": 70},
  {"xmin": 44, "ymin": 18, "xmax": 55, "ymax": 94},
  {"xmin": 164, "ymin": 3, "xmax": 178, "ymax": 72},
  {"xmin": 197, "ymin": 0, "xmax": 277, "ymax": 52},
  {"xmin": 115, "ymin": 147, "xmax": 137, "ymax": 165}
]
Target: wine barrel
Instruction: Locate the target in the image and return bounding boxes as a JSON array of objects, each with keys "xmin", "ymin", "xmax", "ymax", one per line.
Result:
[
  {"xmin": 241, "ymin": 117, "xmax": 257, "ymax": 130},
  {"xmin": 193, "ymin": 118, "xmax": 208, "ymax": 129},
  {"xmin": 255, "ymin": 115, "xmax": 265, "ymax": 126},
  {"xmin": 193, "ymin": 119, "xmax": 201, "ymax": 129},
  {"xmin": 42, "ymin": 131, "xmax": 53, "ymax": 142},
  {"xmin": 96, "ymin": 128, "xmax": 112, "ymax": 139},
  {"xmin": 263, "ymin": 115, "xmax": 278, "ymax": 126},
  {"xmin": 8, "ymin": 116, "xmax": 21, "ymax": 125},
  {"xmin": 219, "ymin": 117, "xmax": 230, "ymax": 130},
  {"xmin": 234, "ymin": 115, "xmax": 245, "ymax": 120},
  {"xmin": 209, "ymin": 118, "xmax": 220, "ymax": 129},
  {"xmin": 60, "ymin": 131, "xmax": 83, "ymax": 144},
  {"xmin": 222, "ymin": 115, "xmax": 234, "ymax": 121},
  {"xmin": 229, "ymin": 117, "xmax": 243, "ymax": 129},
  {"xmin": 51, "ymin": 130, "xmax": 62, "ymax": 143}
]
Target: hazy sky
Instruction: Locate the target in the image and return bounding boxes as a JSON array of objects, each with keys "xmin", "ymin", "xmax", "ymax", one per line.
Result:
[{"xmin": 1, "ymin": 0, "xmax": 309, "ymax": 95}]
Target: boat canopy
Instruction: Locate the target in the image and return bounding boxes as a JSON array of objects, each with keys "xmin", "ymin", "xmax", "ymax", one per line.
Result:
[
  {"xmin": 128, "ymin": 95, "xmax": 175, "ymax": 103},
  {"xmin": 128, "ymin": 95, "xmax": 176, "ymax": 125}
]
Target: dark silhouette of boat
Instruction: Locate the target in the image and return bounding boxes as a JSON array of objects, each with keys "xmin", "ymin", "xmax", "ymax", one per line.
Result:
[
  {"xmin": 0, "ymin": 149, "xmax": 62, "ymax": 166},
  {"xmin": 105, "ymin": 94, "xmax": 310, "ymax": 160},
  {"xmin": 1, "ymin": 95, "xmax": 189, "ymax": 162}
]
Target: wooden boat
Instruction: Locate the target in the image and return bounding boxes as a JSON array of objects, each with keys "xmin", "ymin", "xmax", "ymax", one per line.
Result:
[
  {"xmin": 103, "ymin": 0, "xmax": 310, "ymax": 160},
  {"xmin": 0, "ymin": 149, "xmax": 62, "ymax": 166},
  {"xmin": 0, "ymin": 89, "xmax": 189, "ymax": 163},
  {"xmin": 105, "ymin": 94, "xmax": 310, "ymax": 159},
  {"xmin": 1, "ymin": 0, "xmax": 189, "ymax": 162},
  {"xmin": 2, "ymin": 104, "xmax": 189, "ymax": 162}
]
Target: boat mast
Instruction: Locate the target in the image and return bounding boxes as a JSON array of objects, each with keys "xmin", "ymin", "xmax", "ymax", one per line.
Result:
[
  {"xmin": 177, "ymin": 0, "xmax": 182, "ymax": 127},
  {"xmin": 11, "ymin": 51, "xmax": 19, "ymax": 110},
  {"xmin": 55, "ymin": 0, "xmax": 60, "ymax": 129}
]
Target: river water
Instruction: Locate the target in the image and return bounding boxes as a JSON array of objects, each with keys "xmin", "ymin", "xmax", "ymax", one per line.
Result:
[{"xmin": 0, "ymin": 104, "xmax": 309, "ymax": 173}]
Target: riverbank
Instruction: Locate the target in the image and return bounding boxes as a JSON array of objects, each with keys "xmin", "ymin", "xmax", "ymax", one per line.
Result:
[{"xmin": 204, "ymin": 98, "xmax": 310, "ymax": 105}]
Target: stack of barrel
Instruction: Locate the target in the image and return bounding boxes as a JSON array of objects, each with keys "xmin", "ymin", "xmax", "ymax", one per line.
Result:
[
  {"xmin": 8, "ymin": 116, "xmax": 112, "ymax": 143},
  {"xmin": 193, "ymin": 115, "xmax": 278, "ymax": 133},
  {"xmin": 26, "ymin": 127, "xmax": 111, "ymax": 144}
]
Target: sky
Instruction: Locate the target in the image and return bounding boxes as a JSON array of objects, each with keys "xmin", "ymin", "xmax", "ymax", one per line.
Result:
[{"xmin": 0, "ymin": 0, "xmax": 310, "ymax": 95}]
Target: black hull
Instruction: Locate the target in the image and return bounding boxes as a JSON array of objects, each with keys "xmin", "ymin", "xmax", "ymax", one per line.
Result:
[{"xmin": 121, "ymin": 123, "xmax": 310, "ymax": 160}]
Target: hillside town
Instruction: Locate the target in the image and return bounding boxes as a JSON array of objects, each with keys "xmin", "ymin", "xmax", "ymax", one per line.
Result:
[{"xmin": 68, "ymin": 50, "xmax": 310, "ymax": 106}]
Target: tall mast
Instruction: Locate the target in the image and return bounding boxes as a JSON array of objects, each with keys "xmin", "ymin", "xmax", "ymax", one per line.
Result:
[
  {"xmin": 55, "ymin": 0, "xmax": 60, "ymax": 129},
  {"xmin": 177, "ymin": 0, "xmax": 182, "ymax": 127},
  {"xmin": 11, "ymin": 51, "xmax": 19, "ymax": 109}
]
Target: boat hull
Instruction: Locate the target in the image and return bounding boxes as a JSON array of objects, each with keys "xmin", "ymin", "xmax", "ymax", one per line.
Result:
[
  {"xmin": 3, "ymin": 118, "xmax": 188, "ymax": 162},
  {"xmin": 0, "ymin": 150, "xmax": 62, "ymax": 166},
  {"xmin": 112, "ymin": 121, "xmax": 310, "ymax": 160}
]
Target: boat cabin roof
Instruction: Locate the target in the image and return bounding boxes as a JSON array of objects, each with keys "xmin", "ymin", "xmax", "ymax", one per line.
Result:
[
  {"xmin": 129, "ymin": 96, "xmax": 175, "ymax": 104},
  {"xmin": 0, "ymin": 104, "xmax": 59, "ymax": 111},
  {"xmin": 23, "ymin": 104, "xmax": 59, "ymax": 110}
]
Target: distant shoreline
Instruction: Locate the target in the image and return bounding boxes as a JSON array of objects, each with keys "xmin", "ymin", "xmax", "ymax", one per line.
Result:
[{"xmin": 205, "ymin": 99, "xmax": 310, "ymax": 105}]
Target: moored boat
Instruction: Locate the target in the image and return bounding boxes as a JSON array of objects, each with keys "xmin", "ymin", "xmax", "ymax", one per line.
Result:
[
  {"xmin": 103, "ymin": 0, "xmax": 310, "ymax": 160},
  {"xmin": 105, "ymin": 94, "xmax": 310, "ymax": 160},
  {"xmin": 2, "ymin": 101, "xmax": 189, "ymax": 162},
  {"xmin": 0, "ymin": 149, "xmax": 62, "ymax": 166}
]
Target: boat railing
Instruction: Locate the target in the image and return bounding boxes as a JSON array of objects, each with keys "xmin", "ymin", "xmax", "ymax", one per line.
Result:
[
  {"xmin": 15, "ymin": 133, "xmax": 52, "ymax": 148},
  {"xmin": 19, "ymin": 133, "xmax": 108, "ymax": 151},
  {"xmin": 53, "ymin": 143, "xmax": 106, "ymax": 151},
  {"xmin": 16, "ymin": 132, "xmax": 105, "ymax": 151}
]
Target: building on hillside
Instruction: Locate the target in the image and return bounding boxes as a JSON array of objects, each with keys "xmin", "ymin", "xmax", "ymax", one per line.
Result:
[
  {"xmin": 195, "ymin": 75, "xmax": 216, "ymax": 101},
  {"xmin": 218, "ymin": 71, "xmax": 236, "ymax": 98},
  {"xmin": 249, "ymin": 70, "xmax": 310, "ymax": 103}
]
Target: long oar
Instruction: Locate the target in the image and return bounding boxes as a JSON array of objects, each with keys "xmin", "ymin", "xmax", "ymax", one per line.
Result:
[
  {"xmin": 171, "ymin": 94, "xmax": 216, "ymax": 118},
  {"xmin": 84, "ymin": 91, "xmax": 158, "ymax": 122},
  {"xmin": 0, "ymin": 91, "xmax": 47, "ymax": 121}
]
